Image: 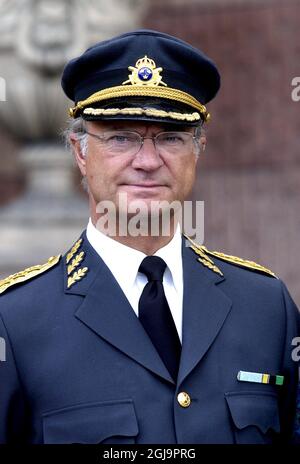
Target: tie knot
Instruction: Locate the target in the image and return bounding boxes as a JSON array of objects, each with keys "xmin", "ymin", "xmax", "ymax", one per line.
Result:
[{"xmin": 139, "ymin": 256, "xmax": 167, "ymax": 282}]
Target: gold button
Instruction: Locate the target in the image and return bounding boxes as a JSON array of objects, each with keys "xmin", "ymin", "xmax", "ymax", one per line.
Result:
[{"xmin": 177, "ymin": 392, "xmax": 191, "ymax": 408}]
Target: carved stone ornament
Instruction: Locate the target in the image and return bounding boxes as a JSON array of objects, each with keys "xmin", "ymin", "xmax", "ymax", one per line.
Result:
[
  {"xmin": 0, "ymin": 0, "xmax": 146, "ymax": 139},
  {"xmin": 0, "ymin": 0, "xmax": 146, "ymax": 278}
]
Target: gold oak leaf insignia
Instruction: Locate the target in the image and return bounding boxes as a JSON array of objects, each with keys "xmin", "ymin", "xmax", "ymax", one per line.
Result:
[
  {"xmin": 196, "ymin": 257, "xmax": 224, "ymax": 276},
  {"xmin": 184, "ymin": 235, "xmax": 223, "ymax": 277},
  {"xmin": 67, "ymin": 267, "xmax": 88, "ymax": 288},
  {"xmin": 67, "ymin": 252, "xmax": 85, "ymax": 275},
  {"xmin": 66, "ymin": 239, "xmax": 83, "ymax": 264}
]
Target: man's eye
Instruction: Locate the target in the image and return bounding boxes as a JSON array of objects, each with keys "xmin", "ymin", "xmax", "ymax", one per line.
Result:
[
  {"xmin": 109, "ymin": 135, "xmax": 129, "ymax": 143},
  {"xmin": 162, "ymin": 134, "xmax": 184, "ymax": 143}
]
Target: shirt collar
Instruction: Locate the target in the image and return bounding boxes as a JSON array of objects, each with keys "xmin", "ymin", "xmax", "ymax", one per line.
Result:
[
  {"xmin": 86, "ymin": 219, "xmax": 145, "ymax": 289},
  {"xmin": 86, "ymin": 219, "xmax": 182, "ymax": 289}
]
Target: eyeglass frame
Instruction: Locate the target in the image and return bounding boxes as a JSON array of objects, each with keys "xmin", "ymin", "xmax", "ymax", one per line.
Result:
[{"xmin": 80, "ymin": 124, "xmax": 202, "ymax": 157}]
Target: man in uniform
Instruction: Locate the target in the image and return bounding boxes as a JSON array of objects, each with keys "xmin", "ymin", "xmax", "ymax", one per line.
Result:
[{"xmin": 0, "ymin": 30, "xmax": 299, "ymax": 444}]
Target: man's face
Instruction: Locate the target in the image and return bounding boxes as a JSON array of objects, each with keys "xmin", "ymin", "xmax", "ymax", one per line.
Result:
[{"xmin": 73, "ymin": 119, "xmax": 199, "ymax": 218}]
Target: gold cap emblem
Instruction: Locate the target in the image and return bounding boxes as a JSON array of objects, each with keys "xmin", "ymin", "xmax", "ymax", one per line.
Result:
[{"xmin": 122, "ymin": 55, "xmax": 167, "ymax": 87}]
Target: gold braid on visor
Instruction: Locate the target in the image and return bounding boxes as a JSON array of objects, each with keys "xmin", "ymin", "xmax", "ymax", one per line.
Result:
[{"xmin": 69, "ymin": 85, "xmax": 210, "ymax": 122}]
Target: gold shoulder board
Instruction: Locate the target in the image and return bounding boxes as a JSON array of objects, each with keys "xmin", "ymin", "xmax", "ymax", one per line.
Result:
[
  {"xmin": 201, "ymin": 246, "xmax": 277, "ymax": 278},
  {"xmin": 0, "ymin": 255, "xmax": 61, "ymax": 295}
]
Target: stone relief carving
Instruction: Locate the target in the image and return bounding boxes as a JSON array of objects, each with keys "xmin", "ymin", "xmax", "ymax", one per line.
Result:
[
  {"xmin": 0, "ymin": 0, "xmax": 145, "ymax": 138},
  {"xmin": 0, "ymin": 0, "xmax": 19, "ymax": 50},
  {"xmin": 0, "ymin": 0, "xmax": 146, "ymax": 274}
]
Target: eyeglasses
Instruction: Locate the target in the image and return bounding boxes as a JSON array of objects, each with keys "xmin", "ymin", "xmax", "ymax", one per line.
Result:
[{"xmin": 82, "ymin": 129, "xmax": 199, "ymax": 157}]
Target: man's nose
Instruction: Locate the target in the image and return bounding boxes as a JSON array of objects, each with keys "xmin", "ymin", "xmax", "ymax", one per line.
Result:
[{"xmin": 131, "ymin": 137, "xmax": 164, "ymax": 171}]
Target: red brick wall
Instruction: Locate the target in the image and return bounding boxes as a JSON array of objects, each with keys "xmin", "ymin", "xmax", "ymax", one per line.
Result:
[
  {"xmin": 0, "ymin": 127, "xmax": 24, "ymax": 206},
  {"xmin": 143, "ymin": 0, "xmax": 300, "ymax": 304},
  {"xmin": 143, "ymin": 0, "xmax": 300, "ymax": 169}
]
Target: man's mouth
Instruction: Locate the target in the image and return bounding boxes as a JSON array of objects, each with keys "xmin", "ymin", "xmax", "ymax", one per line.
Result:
[
  {"xmin": 120, "ymin": 182, "xmax": 167, "ymax": 188},
  {"xmin": 123, "ymin": 183, "xmax": 165, "ymax": 188}
]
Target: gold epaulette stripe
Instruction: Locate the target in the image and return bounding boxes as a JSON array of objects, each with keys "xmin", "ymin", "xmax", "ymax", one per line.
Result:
[
  {"xmin": 184, "ymin": 235, "xmax": 276, "ymax": 278},
  {"xmin": 202, "ymin": 246, "xmax": 277, "ymax": 278},
  {"xmin": 0, "ymin": 255, "xmax": 61, "ymax": 295},
  {"xmin": 70, "ymin": 85, "xmax": 210, "ymax": 121},
  {"xmin": 83, "ymin": 107, "xmax": 201, "ymax": 122}
]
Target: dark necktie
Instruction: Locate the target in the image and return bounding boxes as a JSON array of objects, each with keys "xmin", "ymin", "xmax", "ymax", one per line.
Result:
[{"xmin": 138, "ymin": 256, "xmax": 181, "ymax": 381}]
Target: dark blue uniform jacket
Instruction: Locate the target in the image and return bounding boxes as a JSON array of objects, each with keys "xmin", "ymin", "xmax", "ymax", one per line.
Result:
[{"xmin": 0, "ymin": 233, "xmax": 299, "ymax": 443}]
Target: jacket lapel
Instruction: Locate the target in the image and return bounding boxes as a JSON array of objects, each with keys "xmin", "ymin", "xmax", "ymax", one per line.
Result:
[
  {"xmin": 64, "ymin": 233, "xmax": 174, "ymax": 384},
  {"xmin": 64, "ymin": 233, "xmax": 232, "ymax": 386},
  {"xmin": 178, "ymin": 239, "xmax": 232, "ymax": 385}
]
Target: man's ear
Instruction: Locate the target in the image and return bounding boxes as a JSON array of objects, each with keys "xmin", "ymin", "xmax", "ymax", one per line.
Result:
[{"xmin": 70, "ymin": 134, "xmax": 86, "ymax": 176}]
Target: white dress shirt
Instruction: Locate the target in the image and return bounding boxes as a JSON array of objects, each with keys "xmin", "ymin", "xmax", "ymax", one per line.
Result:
[{"xmin": 86, "ymin": 219, "xmax": 184, "ymax": 342}]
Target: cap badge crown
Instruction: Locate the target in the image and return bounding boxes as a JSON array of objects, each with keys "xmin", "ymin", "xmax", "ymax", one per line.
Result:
[{"xmin": 122, "ymin": 55, "xmax": 167, "ymax": 87}]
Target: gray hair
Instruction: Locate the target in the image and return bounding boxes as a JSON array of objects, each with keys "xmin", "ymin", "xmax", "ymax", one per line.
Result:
[
  {"xmin": 63, "ymin": 116, "xmax": 88, "ymax": 157},
  {"xmin": 63, "ymin": 117, "xmax": 89, "ymax": 191}
]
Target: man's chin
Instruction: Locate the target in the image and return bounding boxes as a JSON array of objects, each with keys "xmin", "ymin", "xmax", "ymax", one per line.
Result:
[
  {"xmin": 118, "ymin": 185, "xmax": 168, "ymax": 200},
  {"xmin": 116, "ymin": 187, "xmax": 172, "ymax": 206},
  {"xmin": 117, "ymin": 198, "xmax": 180, "ymax": 222}
]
